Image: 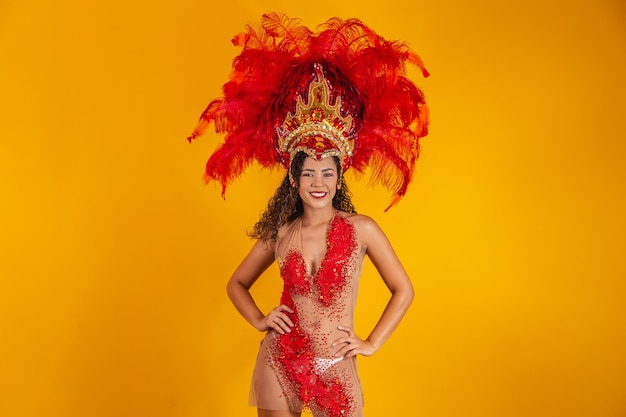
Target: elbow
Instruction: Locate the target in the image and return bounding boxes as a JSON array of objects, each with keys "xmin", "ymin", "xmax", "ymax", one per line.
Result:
[
  {"xmin": 404, "ymin": 282, "xmax": 415, "ymax": 309},
  {"xmin": 226, "ymin": 275, "xmax": 251, "ymax": 303},
  {"xmin": 401, "ymin": 277, "xmax": 415, "ymax": 309},
  {"xmin": 390, "ymin": 280, "xmax": 414, "ymax": 309},
  {"xmin": 226, "ymin": 277, "xmax": 238, "ymax": 302}
]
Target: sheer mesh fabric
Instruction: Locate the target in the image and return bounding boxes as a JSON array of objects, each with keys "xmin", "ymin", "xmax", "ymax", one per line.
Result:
[{"xmin": 249, "ymin": 212, "xmax": 366, "ymax": 417}]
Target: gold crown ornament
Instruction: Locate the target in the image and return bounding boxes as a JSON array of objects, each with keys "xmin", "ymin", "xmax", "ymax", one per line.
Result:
[{"xmin": 275, "ymin": 64, "xmax": 355, "ymax": 179}]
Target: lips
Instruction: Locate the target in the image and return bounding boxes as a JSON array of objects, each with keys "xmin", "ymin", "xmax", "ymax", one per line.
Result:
[{"xmin": 310, "ymin": 192, "xmax": 328, "ymax": 199}]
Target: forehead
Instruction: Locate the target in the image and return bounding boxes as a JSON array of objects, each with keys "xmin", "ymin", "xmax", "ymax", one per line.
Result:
[{"xmin": 302, "ymin": 156, "xmax": 336, "ymax": 171}]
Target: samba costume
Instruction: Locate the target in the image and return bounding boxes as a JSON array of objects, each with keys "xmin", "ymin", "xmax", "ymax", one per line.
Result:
[{"xmin": 188, "ymin": 13, "xmax": 429, "ymax": 417}]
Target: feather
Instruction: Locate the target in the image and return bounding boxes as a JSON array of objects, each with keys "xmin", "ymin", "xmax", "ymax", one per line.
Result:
[
  {"xmin": 261, "ymin": 12, "xmax": 312, "ymax": 56},
  {"xmin": 187, "ymin": 12, "xmax": 429, "ymax": 207}
]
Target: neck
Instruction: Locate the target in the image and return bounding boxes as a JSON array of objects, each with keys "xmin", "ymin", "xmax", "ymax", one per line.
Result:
[{"xmin": 301, "ymin": 206, "xmax": 336, "ymax": 226}]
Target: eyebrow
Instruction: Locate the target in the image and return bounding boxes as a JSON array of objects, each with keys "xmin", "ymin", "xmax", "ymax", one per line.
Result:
[{"xmin": 302, "ymin": 168, "xmax": 336, "ymax": 172}]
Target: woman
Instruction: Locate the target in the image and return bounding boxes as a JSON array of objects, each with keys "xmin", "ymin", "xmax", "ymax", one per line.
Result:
[
  {"xmin": 188, "ymin": 13, "xmax": 429, "ymax": 417},
  {"xmin": 228, "ymin": 151, "xmax": 414, "ymax": 417}
]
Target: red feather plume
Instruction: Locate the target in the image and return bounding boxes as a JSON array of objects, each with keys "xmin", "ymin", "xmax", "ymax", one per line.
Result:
[{"xmin": 188, "ymin": 13, "xmax": 429, "ymax": 208}]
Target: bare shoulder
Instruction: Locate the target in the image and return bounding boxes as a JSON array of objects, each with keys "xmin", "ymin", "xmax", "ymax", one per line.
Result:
[
  {"xmin": 342, "ymin": 213, "xmax": 385, "ymax": 242},
  {"xmin": 344, "ymin": 212, "xmax": 377, "ymax": 228},
  {"xmin": 251, "ymin": 236, "xmax": 276, "ymax": 254}
]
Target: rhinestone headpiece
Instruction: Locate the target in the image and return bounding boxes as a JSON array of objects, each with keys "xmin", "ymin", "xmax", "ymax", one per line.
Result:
[{"xmin": 276, "ymin": 64, "xmax": 355, "ymax": 174}]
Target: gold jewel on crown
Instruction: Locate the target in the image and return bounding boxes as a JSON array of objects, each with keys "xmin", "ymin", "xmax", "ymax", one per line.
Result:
[{"xmin": 276, "ymin": 64, "xmax": 355, "ymax": 171}]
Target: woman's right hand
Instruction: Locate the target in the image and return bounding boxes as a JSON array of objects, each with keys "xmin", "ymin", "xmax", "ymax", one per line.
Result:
[{"xmin": 259, "ymin": 305, "xmax": 295, "ymax": 334}]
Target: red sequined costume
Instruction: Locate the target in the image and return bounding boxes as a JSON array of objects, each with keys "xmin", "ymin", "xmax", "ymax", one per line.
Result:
[{"xmin": 249, "ymin": 212, "xmax": 366, "ymax": 417}]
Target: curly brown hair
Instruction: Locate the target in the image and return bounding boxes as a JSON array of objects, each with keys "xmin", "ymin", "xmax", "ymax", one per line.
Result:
[{"xmin": 249, "ymin": 152, "xmax": 357, "ymax": 241}]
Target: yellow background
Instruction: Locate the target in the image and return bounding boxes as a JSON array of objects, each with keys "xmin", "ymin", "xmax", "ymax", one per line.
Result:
[{"xmin": 1, "ymin": 0, "xmax": 625, "ymax": 416}]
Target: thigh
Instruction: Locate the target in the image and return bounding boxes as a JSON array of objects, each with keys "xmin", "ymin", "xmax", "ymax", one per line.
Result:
[{"xmin": 258, "ymin": 409, "xmax": 301, "ymax": 417}]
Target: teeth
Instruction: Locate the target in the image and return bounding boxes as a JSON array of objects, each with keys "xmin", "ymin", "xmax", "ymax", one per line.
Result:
[{"xmin": 311, "ymin": 192, "xmax": 327, "ymax": 197}]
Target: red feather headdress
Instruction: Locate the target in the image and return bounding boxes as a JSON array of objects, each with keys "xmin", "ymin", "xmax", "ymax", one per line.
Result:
[{"xmin": 188, "ymin": 13, "xmax": 429, "ymax": 209}]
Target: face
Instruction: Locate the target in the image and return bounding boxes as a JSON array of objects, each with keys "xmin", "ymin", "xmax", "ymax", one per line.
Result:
[{"xmin": 297, "ymin": 156, "xmax": 339, "ymax": 210}]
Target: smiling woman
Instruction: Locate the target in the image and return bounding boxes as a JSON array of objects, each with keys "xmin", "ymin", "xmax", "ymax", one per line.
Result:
[
  {"xmin": 187, "ymin": 12, "xmax": 429, "ymax": 417},
  {"xmin": 224, "ymin": 151, "xmax": 416, "ymax": 417}
]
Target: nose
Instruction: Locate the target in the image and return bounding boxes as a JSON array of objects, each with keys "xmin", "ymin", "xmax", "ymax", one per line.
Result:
[{"xmin": 311, "ymin": 174, "xmax": 323, "ymax": 186}]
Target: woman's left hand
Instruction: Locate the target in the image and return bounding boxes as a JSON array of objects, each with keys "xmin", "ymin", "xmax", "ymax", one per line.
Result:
[{"xmin": 331, "ymin": 326, "xmax": 377, "ymax": 359}]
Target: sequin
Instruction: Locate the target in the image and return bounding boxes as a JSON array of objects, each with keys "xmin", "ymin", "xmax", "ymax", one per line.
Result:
[{"xmin": 256, "ymin": 213, "xmax": 363, "ymax": 417}]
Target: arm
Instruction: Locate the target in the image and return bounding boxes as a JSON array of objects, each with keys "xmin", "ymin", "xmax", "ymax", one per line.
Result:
[
  {"xmin": 333, "ymin": 215, "xmax": 414, "ymax": 358},
  {"xmin": 226, "ymin": 239, "xmax": 294, "ymax": 334}
]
